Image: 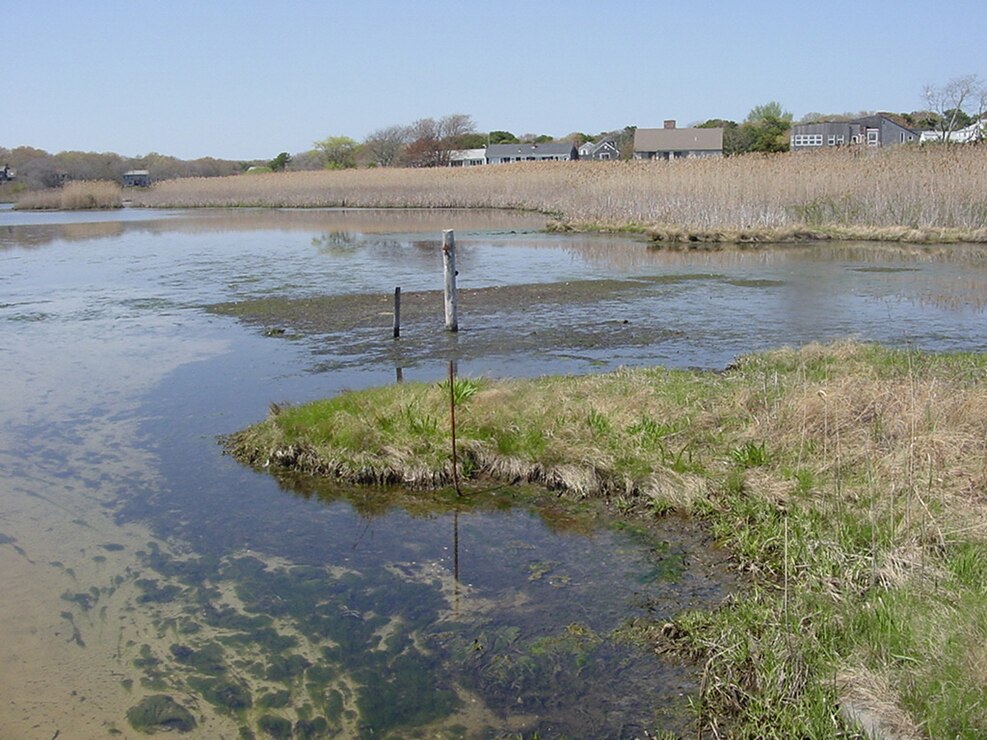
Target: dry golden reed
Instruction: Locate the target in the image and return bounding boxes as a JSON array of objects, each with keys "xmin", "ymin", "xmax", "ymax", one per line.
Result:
[
  {"xmin": 15, "ymin": 180, "xmax": 122, "ymax": 210},
  {"xmin": 133, "ymin": 147, "xmax": 987, "ymax": 240}
]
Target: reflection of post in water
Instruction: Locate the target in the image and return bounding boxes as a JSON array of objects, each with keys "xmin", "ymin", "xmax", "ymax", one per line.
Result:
[
  {"xmin": 393, "ymin": 286, "xmax": 401, "ymax": 338},
  {"xmin": 453, "ymin": 509, "xmax": 460, "ymax": 612}
]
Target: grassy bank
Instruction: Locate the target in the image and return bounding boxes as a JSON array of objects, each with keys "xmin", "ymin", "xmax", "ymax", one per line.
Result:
[
  {"xmin": 226, "ymin": 342, "xmax": 987, "ymax": 737},
  {"xmin": 14, "ymin": 180, "xmax": 123, "ymax": 210},
  {"xmin": 130, "ymin": 146, "xmax": 987, "ymax": 243}
]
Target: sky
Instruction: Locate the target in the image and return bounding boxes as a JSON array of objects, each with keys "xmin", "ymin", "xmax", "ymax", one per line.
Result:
[{"xmin": 4, "ymin": 0, "xmax": 985, "ymax": 161}]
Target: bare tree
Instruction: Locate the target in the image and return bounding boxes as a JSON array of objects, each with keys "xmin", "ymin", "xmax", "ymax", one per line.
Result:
[
  {"xmin": 402, "ymin": 114, "xmax": 476, "ymax": 167},
  {"xmin": 362, "ymin": 125, "xmax": 409, "ymax": 167},
  {"xmin": 923, "ymin": 74, "xmax": 985, "ymax": 142}
]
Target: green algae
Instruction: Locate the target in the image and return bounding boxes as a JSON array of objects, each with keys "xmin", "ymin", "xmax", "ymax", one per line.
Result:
[
  {"xmin": 256, "ymin": 714, "xmax": 292, "ymax": 738},
  {"xmin": 126, "ymin": 694, "xmax": 197, "ymax": 733},
  {"xmin": 118, "ymin": 484, "xmax": 719, "ymax": 737}
]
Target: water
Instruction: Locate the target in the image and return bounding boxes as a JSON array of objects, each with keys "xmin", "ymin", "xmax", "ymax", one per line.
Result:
[{"xmin": 1, "ymin": 207, "xmax": 985, "ymax": 737}]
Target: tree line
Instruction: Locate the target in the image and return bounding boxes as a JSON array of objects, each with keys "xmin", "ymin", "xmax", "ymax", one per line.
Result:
[
  {"xmin": 3, "ymin": 75, "xmax": 982, "ymax": 190},
  {"xmin": 0, "ymin": 146, "xmax": 250, "ymax": 190}
]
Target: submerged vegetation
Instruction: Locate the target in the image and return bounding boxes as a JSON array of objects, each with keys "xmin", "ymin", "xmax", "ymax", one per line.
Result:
[
  {"xmin": 226, "ymin": 342, "xmax": 987, "ymax": 736},
  {"xmin": 130, "ymin": 146, "xmax": 987, "ymax": 243},
  {"xmin": 116, "ymin": 495, "xmax": 702, "ymax": 737}
]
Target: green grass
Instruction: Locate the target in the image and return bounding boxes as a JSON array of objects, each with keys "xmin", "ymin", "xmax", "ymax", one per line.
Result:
[{"xmin": 225, "ymin": 342, "xmax": 987, "ymax": 736}]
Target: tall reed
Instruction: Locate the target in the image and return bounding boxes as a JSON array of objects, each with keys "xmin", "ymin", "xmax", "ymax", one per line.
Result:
[
  {"xmin": 15, "ymin": 180, "xmax": 123, "ymax": 210},
  {"xmin": 132, "ymin": 147, "xmax": 987, "ymax": 239}
]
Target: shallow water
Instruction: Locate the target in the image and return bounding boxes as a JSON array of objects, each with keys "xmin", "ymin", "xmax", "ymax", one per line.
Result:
[{"xmin": 1, "ymin": 207, "xmax": 985, "ymax": 737}]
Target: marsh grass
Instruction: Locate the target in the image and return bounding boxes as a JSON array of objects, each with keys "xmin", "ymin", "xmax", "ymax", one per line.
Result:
[
  {"xmin": 226, "ymin": 342, "xmax": 987, "ymax": 736},
  {"xmin": 15, "ymin": 180, "xmax": 123, "ymax": 210},
  {"xmin": 133, "ymin": 147, "xmax": 987, "ymax": 241}
]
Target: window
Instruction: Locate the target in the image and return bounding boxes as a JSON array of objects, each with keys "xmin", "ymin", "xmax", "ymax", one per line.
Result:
[
  {"xmin": 828, "ymin": 135, "xmax": 836, "ymax": 145},
  {"xmin": 867, "ymin": 129, "xmax": 879, "ymax": 146},
  {"xmin": 792, "ymin": 134, "xmax": 823, "ymax": 147}
]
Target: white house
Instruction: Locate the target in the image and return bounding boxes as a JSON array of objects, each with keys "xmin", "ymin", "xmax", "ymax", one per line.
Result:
[
  {"xmin": 449, "ymin": 148, "xmax": 487, "ymax": 166},
  {"xmin": 919, "ymin": 120, "xmax": 985, "ymax": 144}
]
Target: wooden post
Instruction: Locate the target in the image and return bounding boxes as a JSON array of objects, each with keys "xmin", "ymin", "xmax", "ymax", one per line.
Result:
[
  {"xmin": 448, "ymin": 360, "xmax": 461, "ymax": 496},
  {"xmin": 393, "ymin": 287, "xmax": 401, "ymax": 338},
  {"xmin": 442, "ymin": 229, "xmax": 458, "ymax": 332}
]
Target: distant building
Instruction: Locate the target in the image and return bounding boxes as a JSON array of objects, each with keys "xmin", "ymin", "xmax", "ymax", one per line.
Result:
[
  {"xmin": 0, "ymin": 164, "xmax": 15, "ymax": 182},
  {"xmin": 790, "ymin": 115, "xmax": 918, "ymax": 150},
  {"xmin": 633, "ymin": 120, "xmax": 723, "ymax": 160},
  {"xmin": 486, "ymin": 142, "xmax": 579, "ymax": 164},
  {"xmin": 919, "ymin": 120, "xmax": 985, "ymax": 144},
  {"xmin": 578, "ymin": 139, "xmax": 620, "ymax": 160},
  {"xmin": 448, "ymin": 148, "xmax": 487, "ymax": 167},
  {"xmin": 122, "ymin": 170, "xmax": 151, "ymax": 187}
]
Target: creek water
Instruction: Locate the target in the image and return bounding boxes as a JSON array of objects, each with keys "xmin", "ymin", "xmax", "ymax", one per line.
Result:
[{"xmin": 1, "ymin": 206, "xmax": 985, "ymax": 738}]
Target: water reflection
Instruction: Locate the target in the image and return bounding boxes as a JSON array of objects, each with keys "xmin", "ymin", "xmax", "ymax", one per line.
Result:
[
  {"xmin": 2, "ymin": 207, "xmax": 985, "ymax": 737},
  {"xmin": 0, "ymin": 206, "xmax": 548, "ymax": 250}
]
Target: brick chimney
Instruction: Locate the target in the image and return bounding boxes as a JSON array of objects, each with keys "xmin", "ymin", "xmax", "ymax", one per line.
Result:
[{"xmin": 663, "ymin": 119, "xmax": 676, "ymax": 129}]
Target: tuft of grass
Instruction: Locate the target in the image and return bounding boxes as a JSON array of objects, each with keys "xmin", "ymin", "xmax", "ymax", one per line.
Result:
[
  {"xmin": 437, "ymin": 376, "xmax": 483, "ymax": 406},
  {"xmin": 730, "ymin": 441, "xmax": 769, "ymax": 468},
  {"xmin": 226, "ymin": 341, "xmax": 987, "ymax": 736}
]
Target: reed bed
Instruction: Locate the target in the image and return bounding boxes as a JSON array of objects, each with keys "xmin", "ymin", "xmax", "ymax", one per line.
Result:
[
  {"xmin": 226, "ymin": 342, "xmax": 987, "ymax": 736},
  {"xmin": 133, "ymin": 147, "xmax": 987, "ymax": 241},
  {"xmin": 14, "ymin": 180, "xmax": 123, "ymax": 210}
]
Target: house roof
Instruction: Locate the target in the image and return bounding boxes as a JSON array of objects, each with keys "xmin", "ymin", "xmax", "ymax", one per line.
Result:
[
  {"xmin": 854, "ymin": 114, "xmax": 917, "ymax": 135},
  {"xmin": 449, "ymin": 148, "xmax": 487, "ymax": 160},
  {"xmin": 793, "ymin": 115, "xmax": 918, "ymax": 136},
  {"xmin": 634, "ymin": 127, "xmax": 723, "ymax": 152},
  {"xmin": 486, "ymin": 142, "xmax": 577, "ymax": 157}
]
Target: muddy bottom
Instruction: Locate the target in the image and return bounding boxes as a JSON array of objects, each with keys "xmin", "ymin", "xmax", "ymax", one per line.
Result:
[
  {"xmin": 116, "ymin": 473, "xmax": 734, "ymax": 738},
  {"xmin": 209, "ymin": 276, "xmax": 699, "ymax": 371}
]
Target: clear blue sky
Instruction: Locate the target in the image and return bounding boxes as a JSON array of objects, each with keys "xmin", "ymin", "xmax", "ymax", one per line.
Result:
[{"xmin": 4, "ymin": 0, "xmax": 984, "ymax": 160}]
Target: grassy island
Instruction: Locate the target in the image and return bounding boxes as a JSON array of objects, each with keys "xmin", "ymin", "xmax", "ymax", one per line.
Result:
[{"xmin": 227, "ymin": 342, "xmax": 987, "ymax": 737}]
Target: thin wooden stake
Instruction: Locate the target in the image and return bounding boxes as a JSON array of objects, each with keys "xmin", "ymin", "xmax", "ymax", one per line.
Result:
[
  {"xmin": 449, "ymin": 360, "xmax": 461, "ymax": 496},
  {"xmin": 442, "ymin": 230, "xmax": 458, "ymax": 332}
]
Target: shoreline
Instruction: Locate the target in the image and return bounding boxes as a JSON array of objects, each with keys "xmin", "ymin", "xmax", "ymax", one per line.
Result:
[
  {"xmin": 225, "ymin": 342, "xmax": 987, "ymax": 737},
  {"xmin": 13, "ymin": 147, "xmax": 987, "ymax": 245}
]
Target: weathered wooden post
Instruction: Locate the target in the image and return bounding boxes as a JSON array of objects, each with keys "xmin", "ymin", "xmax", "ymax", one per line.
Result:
[
  {"xmin": 442, "ymin": 229, "xmax": 458, "ymax": 332},
  {"xmin": 393, "ymin": 286, "xmax": 401, "ymax": 338}
]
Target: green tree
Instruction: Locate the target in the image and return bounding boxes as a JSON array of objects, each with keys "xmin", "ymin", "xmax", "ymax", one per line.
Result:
[
  {"xmin": 314, "ymin": 136, "xmax": 359, "ymax": 169},
  {"xmin": 697, "ymin": 119, "xmax": 746, "ymax": 156},
  {"xmin": 268, "ymin": 152, "xmax": 292, "ymax": 171},
  {"xmin": 741, "ymin": 102, "xmax": 793, "ymax": 153},
  {"xmin": 452, "ymin": 132, "xmax": 487, "ymax": 149},
  {"xmin": 488, "ymin": 130, "xmax": 518, "ymax": 144}
]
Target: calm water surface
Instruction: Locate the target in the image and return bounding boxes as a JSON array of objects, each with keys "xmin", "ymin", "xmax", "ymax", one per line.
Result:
[{"xmin": 1, "ymin": 207, "xmax": 985, "ymax": 737}]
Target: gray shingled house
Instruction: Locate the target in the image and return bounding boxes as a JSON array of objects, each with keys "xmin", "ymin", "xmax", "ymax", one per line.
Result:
[
  {"xmin": 578, "ymin": 139, "xmax": 621, "ymax": 160},
  {"xmin": 486, "ymin": 142, "xmax": 578, "ymax": 164},
  {"xmin": 634, "ymin": 121, "xmax": 723, "ymax": 160},
  {"xmin": 790, "ymin": 114, "xmax": 918, "ymax": 150}
]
